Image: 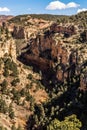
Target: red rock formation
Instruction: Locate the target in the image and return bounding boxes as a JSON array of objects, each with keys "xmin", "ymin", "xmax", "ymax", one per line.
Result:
[
  {"xmin": 50, "ymin": 23, "xmax": 64, "ymax": 33},
  {"xmin": 12, "ymin": 26, "xmax": 25, "ymax": 39},
  {"xmin": 22, "ymin": 23, "xmax": 79, "ymax": 83},
  {"xmin": 24, "ymin": 54, "xmax": 53, "ymax": 72},
  {"xmin": 23, "ymin": 27, "xmax": 69, "ymax": 76},
  {"xmin": 50, "ymin": 23, "xmax": 76, "ymax": 37},
  {"xmin": 79, "ymin": 76, "xmax": 87, "ymax": 91}
]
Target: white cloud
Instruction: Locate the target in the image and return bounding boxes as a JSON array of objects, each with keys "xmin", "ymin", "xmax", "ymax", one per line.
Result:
[
  {"xmin": 46, "ymin": 1, "xmax": 80, "ymax": 10},
  {"xmin": 0, "ymin": 7, "xmax": 10, "ymax": 12},
  {"xmin": 77, "ymin": 8, "xmax": 87, "ymax": 13},
  {"xmin": 66, "ymin": 2, "xmax": 80, "ymax": 8},
  {"xmin": 46, "ymin": 1, "xmax": 66, "ymax": 10}
]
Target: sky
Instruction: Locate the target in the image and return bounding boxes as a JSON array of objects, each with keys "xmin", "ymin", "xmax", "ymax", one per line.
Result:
[{"xmin": 0, "ymin": 0, "xmax": 87, "ymax": 16}]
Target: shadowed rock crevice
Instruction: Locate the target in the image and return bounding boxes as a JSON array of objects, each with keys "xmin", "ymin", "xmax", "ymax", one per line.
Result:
[{"xmin": 18, "ymin": 23, "xmax": 87, "ymax": 90}]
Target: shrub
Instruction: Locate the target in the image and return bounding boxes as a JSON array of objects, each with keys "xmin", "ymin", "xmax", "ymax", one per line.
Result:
[
  {"xmin": 47, "ymin": 114, "xmax": 82, "ymax": 130},
  {"xmin": 27, "ymin": 74, "xmax": 33, "ymax": 80},
  {"xmin": 3, "ymin": 68, "xmax": 9, "ymax": 77},
  {"xmin": 0, "ymin": 97, "xmax": 8, "ymax": 114},
  {"xmin": 4, "ymin": 58, "xmax": 18, "ymax": 77},
  {"xmin": 1, "ymin": 79, "xmax": 8, "ymax": 93},
  {"xmin": 9, "ymin": 103, "xmax": 15, "ymax": 119},
  {"xmin": 11, "ymin": 88, "xmax": 21, "ymax": 104},
  {"xmin": 20, "ymin": 88, "xmax": 25, "ymax": 96},
  {"xmin": 26, "ymin": 93, "xmax": 33, "ymax": 101},
  {"xmin": 11, "ymin": 78, "xmax": 20, "ymax": 86}
]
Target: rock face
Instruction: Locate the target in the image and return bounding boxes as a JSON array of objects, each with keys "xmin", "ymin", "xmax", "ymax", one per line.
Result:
[
  {"xmin": 21, "ymin": 26, "xmax": 70, "ymax": 83},
  {"xmin": 23, "ymin": 32, "xmax": 68, "ymax": 70},
  {"xmin": 10, "ymin": 16, "xmax": 52, "ymax": 40},
  {"xmin": 80, "ymin": 30, "xmax": 87, "ymax": 42},
  {"xmin": 24, "ymin": 54, "xmax": 53, "ymax": 72},
  {"xmin": 21, "ymin": 23, "xmax": 87, "ymax": 87},
  {"xmin": 0, "ymin": 38, "xmax": 16, "ymax": 62},
  {"xmin": 28, "ymin": 32, "xmax": 68, "ymax": 62},
  {"xmin": 80, "ymin": 74, "xmax": 87, "ymax": 91},
  {"xmin": 0, "ymin": 15, "xmax": 13, "ymax": 26},
  {"xmin": 50, "ymin": 23, "xmax": 76, "ymax": 37},
  {"xmin": 12, "ymin": 26, "xmax": 25, "ymax": 39}
]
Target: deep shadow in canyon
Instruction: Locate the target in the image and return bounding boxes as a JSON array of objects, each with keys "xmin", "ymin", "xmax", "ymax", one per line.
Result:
[{"xmin": 17, "ymin": 24, "xmax": 87, "ymax": 130}]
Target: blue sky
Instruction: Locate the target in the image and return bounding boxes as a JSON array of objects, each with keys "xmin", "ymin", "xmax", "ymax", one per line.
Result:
[{"xmin": 0, "ymin": 0, "xmax": 87, "ymax": 16}]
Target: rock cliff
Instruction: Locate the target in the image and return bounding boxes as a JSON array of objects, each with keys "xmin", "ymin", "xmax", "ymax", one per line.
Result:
[
  {"xmin": 0, "ymin": 38, "xmax": 16, "ymax": 62},
  {"xmin": 20, "ymin": 23, "xmax": 87, "ymax": 87}
]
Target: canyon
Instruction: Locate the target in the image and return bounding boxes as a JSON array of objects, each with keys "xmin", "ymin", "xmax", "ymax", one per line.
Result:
[{"xmin": 0, "ymin": 12, "xmax": 87, "ymax": 130}]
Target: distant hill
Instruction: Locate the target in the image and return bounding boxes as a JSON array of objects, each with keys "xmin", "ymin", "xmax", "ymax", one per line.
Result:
[
  {"xmin": 0, "ymin": 15, "xmax": 13, "ymax": 25},
  {"xmin": 8, "ymin": 11, "xmax": 87, "ymax": 29}
]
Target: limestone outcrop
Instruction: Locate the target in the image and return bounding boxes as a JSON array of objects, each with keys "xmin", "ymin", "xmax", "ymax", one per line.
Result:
[{"xmin": 0, "ymin": 38, "xmax": 16, "ymax": 62}]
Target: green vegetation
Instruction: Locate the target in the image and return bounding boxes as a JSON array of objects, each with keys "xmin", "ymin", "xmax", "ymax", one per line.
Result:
[
  {"xmin": 30, "ymin": 14, "xmax": 69, "ymax": 22},
  {"xmin": 27, "ymin": 65, "xmax": 87, "ymax": 130},
  {"xmin": 1, "ymin": 79, "xmax": 8, "ymax": 94},
  {"xmin": 0, "ymin": 11, "xmax": 87, "ymax": 130},
  {"xmin": 47, "ymin": 115, "xmax": 82, "ymax": 130},
  {"xmin": 0, "ymin": 96, "xmax": 15, "ymax": 119},
  {"xmin": 8, "ymin": 11, "xmax": 87, "ymax": 29},
  {"xmin": 11, "ymin": 78, "xmax": 20, "ymax": 86},
  {"xmin": 27, "ymin": 73, "xmax": 33, "ymax": 80},
  {"xmin": 3, "ymin": 68, "xmax": 9, "ymax": 77},
  {"xmin": 9, "ymin": 103, "xmax": 15, "ymax": 119},
  {"xmin": 0, "ymin": 97, "xmax": 8, "ymax": 114},
  {"xmin": 4, "ymin": 58, "xmax": 19, "ymax": 77}
]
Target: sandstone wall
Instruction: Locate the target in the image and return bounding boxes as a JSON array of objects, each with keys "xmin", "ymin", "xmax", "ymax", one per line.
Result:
[{"xmin": 0, "ymin": 38, "xmax": 16, "ymax": 62}]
